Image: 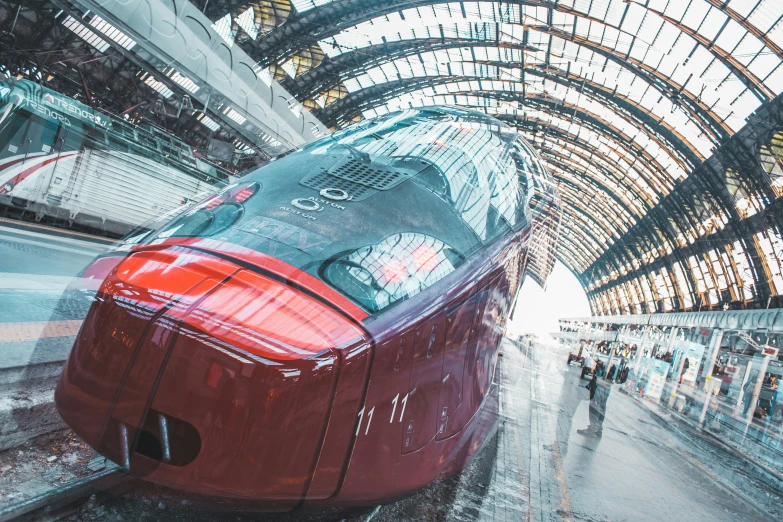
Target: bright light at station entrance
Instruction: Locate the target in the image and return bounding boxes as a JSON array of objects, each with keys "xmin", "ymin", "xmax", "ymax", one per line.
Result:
[{"xmin": 509, "ymin": 261, "xmax": 591, "ymax": 337}]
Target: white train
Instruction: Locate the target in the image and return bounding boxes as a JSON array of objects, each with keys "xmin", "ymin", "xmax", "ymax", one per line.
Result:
[{"xmin": 0, "ymin": 78, "xmax": 232, "ymax": 236}]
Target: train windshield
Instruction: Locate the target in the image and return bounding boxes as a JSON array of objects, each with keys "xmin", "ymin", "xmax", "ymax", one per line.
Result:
[
  {"xmin": 307, "ymin": 107, "xmax": 538, "ymax": 241},
  {"xmin": 124, "ymin": 108, "xmax": 545, "ymax": 313}
]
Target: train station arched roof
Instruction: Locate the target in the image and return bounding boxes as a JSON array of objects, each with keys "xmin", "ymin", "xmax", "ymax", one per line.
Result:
[
  {"xmin": 203, "ymin": 0, "xmax": 783, "ymax": 315},
  {"xmin": 6, "ymin": 0, "xmax": 783, "ymax": 315}
]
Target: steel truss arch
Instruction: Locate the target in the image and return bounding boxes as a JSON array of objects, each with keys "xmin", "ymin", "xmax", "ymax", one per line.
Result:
[
  {"xmin": 250, "ymin": 0, "xmax": 781, "ymax": 140},
  {"xmin": 317, "ymin": 74, "xmax": 696, "ymax": 186},
  {"xmin": 293, "ymin": 38, "xmax": 703, "ymax": 167}
]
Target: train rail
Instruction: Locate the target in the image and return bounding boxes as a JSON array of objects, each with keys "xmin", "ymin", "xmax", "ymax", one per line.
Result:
[{"xmin": 0, "ymin": 466, "xmax": 127, "ymax": 522}]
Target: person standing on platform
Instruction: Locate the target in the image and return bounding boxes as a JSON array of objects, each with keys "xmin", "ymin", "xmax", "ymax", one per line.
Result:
[
  {"xmin": 743, "ymin": 374, "xmax": 758, "ymax": 415},
  {"xmin": 581, "ymin": 352, "xmax": 595, "ymax": 379},
  {"xmin": 579, "ymin": 372, "xmax": 611, "ymax": 438},
  {"xmin": 680, "ymin": 357, "xmax": 690, "ymax": 384}
]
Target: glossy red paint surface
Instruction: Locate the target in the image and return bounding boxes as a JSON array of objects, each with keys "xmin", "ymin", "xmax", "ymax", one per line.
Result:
[
  {"xmin": 144, "ymin": 237, "xmax": 369, "ymax": 322},
  {"xmin": 55, "ymin": 221, "xmax": 526, "ymax": 510},
  {"xmin": 56, "ymin": 245, "xmax": 371, "ymax": 502}
]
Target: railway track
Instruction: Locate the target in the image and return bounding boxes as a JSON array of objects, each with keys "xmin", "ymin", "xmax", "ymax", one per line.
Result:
[{"xmin": 0, "ymin": 466, "xmax": 128, "ymax": 522}]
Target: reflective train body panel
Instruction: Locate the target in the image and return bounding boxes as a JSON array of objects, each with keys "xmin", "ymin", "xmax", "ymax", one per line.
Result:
[{"xmin": 54, "ymin": 107, "xmax": 561, "ymax": 508}]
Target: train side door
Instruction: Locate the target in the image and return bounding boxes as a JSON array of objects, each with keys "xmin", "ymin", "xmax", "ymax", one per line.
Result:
[
  {"xmin": 459, "ymin": 286, "xmax": 492, "ymax": 420},
  {"xmin": 401, "ymin": 311, "xmax": 446, "ymax": 453},
  {"xmin": 472, "ymin": 275, "xmax": 510, "ymax": 410},
  {"xmin": 436, "ymin": 293, "xmax": 478, "ymax": 440}
]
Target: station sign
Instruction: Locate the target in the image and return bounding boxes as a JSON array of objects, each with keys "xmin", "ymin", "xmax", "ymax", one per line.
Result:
[{"xmin": 761, "ymin": 345, "xmax": 779, "ymax": 358}]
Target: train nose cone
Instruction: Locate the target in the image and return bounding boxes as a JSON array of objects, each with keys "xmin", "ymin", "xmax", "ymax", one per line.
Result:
[{"xmin": 55, "ymin": 244, "xmax": 369, "ymax": 500}]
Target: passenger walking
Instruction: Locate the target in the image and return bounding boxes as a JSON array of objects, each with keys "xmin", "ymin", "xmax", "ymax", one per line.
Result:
[
  {"xmin": 578, "ymin": 372, "xmax": 611, "ymax": 438},
  {"xmin": 743, "ymin": 374, "xmax": 758, "ymax": 415}
]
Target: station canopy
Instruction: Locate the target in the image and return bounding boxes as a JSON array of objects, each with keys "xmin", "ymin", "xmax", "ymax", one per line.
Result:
[
  {"xmin": 198, "ymin": 0, "xmax": 783, "ymax": 286},
  {"xmin": 6, "ymin": 0, "xmax": 783, "ymax": 312}
]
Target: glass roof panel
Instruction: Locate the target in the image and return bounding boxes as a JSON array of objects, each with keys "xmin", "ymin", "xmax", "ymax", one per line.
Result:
[
  {"xmin": 366, "ymin": 83, "xmax": 687, "ymax": 184},
  {"xmin": 281, "ymin": 0, "xmax": 783, "ymax": 281},
  {"xmin": 344, "ymin": 43, "xmax": 714, "ymax": 158}
]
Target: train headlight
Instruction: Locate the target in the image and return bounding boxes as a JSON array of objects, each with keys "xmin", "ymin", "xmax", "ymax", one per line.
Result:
[
  {"xmin": 3, "ymin": 182, "xmax": 13, "ymax": 192},
  {"xmin": 322, "ymin": 233, "xmax": 464, "ymax": 313}
]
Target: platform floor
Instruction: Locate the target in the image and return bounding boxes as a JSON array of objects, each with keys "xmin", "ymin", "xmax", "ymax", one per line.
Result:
[
  {"xmin": 0, "ymin": 221, "xmax": 777, "ymax": 521},
  {"xmin": 363, "ymin": 340, "xmax": 773, "ymax": 522}
]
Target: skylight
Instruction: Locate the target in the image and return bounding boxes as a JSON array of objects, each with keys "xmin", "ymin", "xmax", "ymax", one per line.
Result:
[
  {"xmin": 62, "ymin": 16, "xmax": 109, "ymax": 52},
  {"xmin": 212, "ymin": 14, "xmax": 235, "ymax": 46},
  {"xmin": 141, "ymin": 74, "xmax": 174, "ymax": 98},
  {"xmin": 235, "ymin": 7, "xmax": 258, "ymax": 40},
  {"xmin": 197, "ymin": 113, "xmax": 221, "ymax": 132},
  {"xmin": 222, "ymin": 106, "xmax": 247, "ymax": 125},
  {"xmin": 89, "ymin": 16, "xmax": 136, "ymax": 50},
  {"xmin": 164, "ymin": 68, "xmax": 199, "ymax": 94}
]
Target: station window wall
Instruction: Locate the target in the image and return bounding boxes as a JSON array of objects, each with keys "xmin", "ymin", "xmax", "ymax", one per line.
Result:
[
  {"xmin": 726, "ymin": 168, "xmax": 764, "ymax": 219},
  {"xmin": 672, "ymin": 262, "xmax": 694, "ymax": 309},
  {"xmin": 729, "ymin": 241, "xmax": 756, "ymax": 302},
  {"xmin": 754, "ymin": 228, "xmax": 783, "ymax": 295},
  {"xmin": 759, "ymin": 131, "xmax": 783, "ymax": 198}
]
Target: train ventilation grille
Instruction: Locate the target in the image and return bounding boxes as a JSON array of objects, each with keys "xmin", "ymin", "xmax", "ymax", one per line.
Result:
[
  {"xmin": 328, "ymin": 158, "xmax": 411, "ymax": 191},
  {"xmin": 300, "ymin": 171, "xmax": 377, "ymax": 202}
]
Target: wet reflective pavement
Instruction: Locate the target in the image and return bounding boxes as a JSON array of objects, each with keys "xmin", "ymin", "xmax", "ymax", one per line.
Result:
[{"xmin": 60, "ymin": 338, "xmax": 778, "ymax": 522}]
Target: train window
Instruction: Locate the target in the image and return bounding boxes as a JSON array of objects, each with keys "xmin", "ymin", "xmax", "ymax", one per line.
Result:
[
  {"xmin": 148, "ymin": 184, "xmax": 257, "ymax": 241},
  {"xmin": 322, "ymin": 233, "xmax": 464, "ymax": 313},
  {"xmin": 40, "ymin": 118, "xmax": 59, "ymax": 147},
  {"xmin": 156, "ymin": 211, "xmax": 214, "ymax": 238},
  {"xmin": 207, "ymin": 203, "xmax": 244, "ymax": 235},
  {"xmin": 106, "ymin": 135, "xmax": 127, "ymax": 152},
  {"xmin": 155, "ymin": 204, "xmax": 243, "ymax": 239},
  {"xmin": 138, "ymin": 134, "xmax": 157, "ymax": 151}
]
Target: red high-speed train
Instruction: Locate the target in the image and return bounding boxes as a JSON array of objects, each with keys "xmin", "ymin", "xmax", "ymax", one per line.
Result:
[{"xmin": 55, "ymin": 107, "xmax": 561, "ymax": 510}]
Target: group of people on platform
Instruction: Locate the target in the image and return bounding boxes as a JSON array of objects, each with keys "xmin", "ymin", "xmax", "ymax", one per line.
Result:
[{"xmin": 576, "ymin": 351, "xmax": 630, "ymax": 384}]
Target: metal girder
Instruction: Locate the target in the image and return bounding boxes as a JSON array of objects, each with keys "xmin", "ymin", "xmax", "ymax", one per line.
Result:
[
  {"xmin": 290, "ymin": 38, "xmax": 702, "ymax": 167},
  {"xmin": 247, "ymin": 0, "xmax": 745, "ymax": 142},
  {"xmin": 0, "ymin": 1, "xmax": 256, "ymax": 164},
  {"xmin": 56, "ymin": 0, "xmax": 329, "ymax": 155},
  {"xmin": 517, "ymin": 122, "xmax": 664, "ymax": 211},
  {"xmin": 586, "ymin": 111, "xmax": 783, "ymax": 313},
  {"xmin": 643, "ymin": 6, "xmax": 772, "ymax": 101},
  {"xmin": 316, "ymin": 73, "xmax": 700, "ymax": 175}
]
